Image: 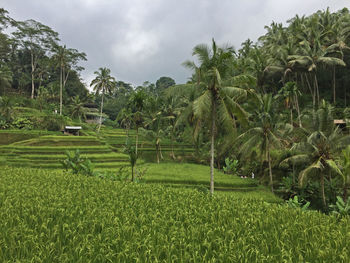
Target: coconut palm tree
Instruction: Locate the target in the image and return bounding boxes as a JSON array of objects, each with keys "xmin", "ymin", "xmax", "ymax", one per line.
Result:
[
  {"xmin": 275, "ymin": 81, "xmax": 302, "ymax": 127},
  {"xmin": 183, "ymin": 39, "xmax": 249, "ymax": 194},
  {"xmin": 282, "ymin": 101, "xmax": 350, "ymax": 209},
  {"xmin": 287, "ymin": 33, "xmax": 346, "ymax": 107},
  {"xmin": 236, "ymin": 94, "xmax": 282, "ymax": 192},
  {"xmin": 128, "ymin": 89, "xmax": 148, "ymax": 155},
  {"xmin": 90, "ymin": 67, "xmax": 116, "ymax": 133},
  {"xmin": 52, "ymin": 44, "xmax": 87, "ymax": 115},
  {"xmin": 70, "ymin": 95, "xmax": 87, "ymax": 122}
]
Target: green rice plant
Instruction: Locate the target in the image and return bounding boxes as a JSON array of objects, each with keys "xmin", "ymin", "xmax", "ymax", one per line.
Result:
[{"xmin": 0, "ymin": 167, "xmax": 349, "ymax": 262}]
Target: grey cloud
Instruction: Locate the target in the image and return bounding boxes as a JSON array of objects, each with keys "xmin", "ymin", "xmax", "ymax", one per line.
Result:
[{"xmin": 2, "ymin": 0, "xmax": 349, "ymax": 87}]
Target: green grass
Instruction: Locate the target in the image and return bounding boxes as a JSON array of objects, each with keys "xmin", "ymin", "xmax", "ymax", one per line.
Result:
[
  {"xmin": 140, "ymin": 163, "xmax": 257, "ymax": 188},
  {"xmin": 0, "ymin": 130, "xmax": 61, "ymax": 145},
  {"xmin": 0, "ymin": 167, "xmax": 349, "ymax": 262}
]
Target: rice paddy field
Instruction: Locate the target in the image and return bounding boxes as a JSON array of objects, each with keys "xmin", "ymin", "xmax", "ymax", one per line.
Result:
[
  {"xmin": 0, "ymin": 167, "xmax": 349, "ymax": 262},
  {"xmin": 0, "ymin": 129, "xmax": 349, "ymax": 262}
]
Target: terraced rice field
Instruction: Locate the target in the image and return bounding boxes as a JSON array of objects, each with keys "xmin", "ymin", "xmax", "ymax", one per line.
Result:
[
  {"xmin": 0, "ymin": 135, "xmax": 129, "ymax": 169},
  {"xmin": 101, "ymin": 128, "xmax": 195, "ymax": 161},
  {"xmin": 0, "ymin": 127, "xmax": 195, "ymax": 169}
]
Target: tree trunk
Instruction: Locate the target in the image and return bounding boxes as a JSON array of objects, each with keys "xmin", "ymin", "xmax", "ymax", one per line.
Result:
[
  {"xmin": 59, "ymin": 65, "xmax": 63, "ymax": 115},
  {"xmin": 31, "ymin": 51, "xmax": 35, "ymax": 99},
  {"xmin": 305, "ymin": 73, "xmax": 315, "ymax": 109},
  {"xmin": 290, "ymin": 109, "xmax": 293, "ymax": 126},
  {"xmin": 131, "ymin": 165, "xmax": 134, "ymax": 182},
  {"xmin": 314, "ymin": 73, "xmax": 319, "ymax": 106},
  {"xmin": 266, "ymin": 137, "xmax": 274, "ymax": 192},
  {"xmin": 156, "ymin": 143, "xmax": 160, "ymax": 164},
  {"xmin": 333, "ymin": 66, "xmax": 336, "ymax": 105},
  {"xmin": 320, "ymin": 174, "xmax": 327, "ymax": 210},
  {"xmin": 210, "ymin": 101, "xmax": 216, "ymax": 195},
  {"xmin": 295, "ymin": 95, "xmax": 302, "ymax": 127},
  {"xmin": 135, "ymin": 127, "xmax": 139, "ymax": 156},
  {"xmin": 97, "ymin": 91, "xmax": 104, "ymax": 133},
  {"xmin": 170, "ymin": 132, "xmax": 175, "ymax": 160}
]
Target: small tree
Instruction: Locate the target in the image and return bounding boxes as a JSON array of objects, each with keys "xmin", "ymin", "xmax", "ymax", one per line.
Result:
[{"xmin": 123, "ymin": 138, "xmax": 138, "ymax": 182}]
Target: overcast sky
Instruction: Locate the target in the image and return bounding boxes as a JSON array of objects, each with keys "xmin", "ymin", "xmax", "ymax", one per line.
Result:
[{"xmin": 2, "ymin": 0, "xmax": 349, "ymax": 87}]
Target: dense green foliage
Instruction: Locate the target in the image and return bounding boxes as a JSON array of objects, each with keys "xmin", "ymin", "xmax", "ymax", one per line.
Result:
[
  {"xmin": 0, "ymin": 167, "xmax": 349, "ymax": 262},
  {"xmin": 2, "ymin": 6, "xmax": 350, "ymax": 211}
]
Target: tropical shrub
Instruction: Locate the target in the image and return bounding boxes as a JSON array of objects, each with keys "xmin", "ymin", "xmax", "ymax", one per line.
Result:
[
  {"xmin": 330, "ymin": 196, "xmax": 350, "ymax": 216},
  {"xmin": 223, "ymin": 158, "xmax": 239, "ymax": 175},
  {"xmin": 61, "ymin": 149, "xmax": 96, "ymax": 176}
]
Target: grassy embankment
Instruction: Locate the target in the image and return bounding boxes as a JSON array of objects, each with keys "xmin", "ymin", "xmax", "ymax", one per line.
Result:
[{"xmin": 0, "ymin": 128, "xmax": 277, "ymax": 199}]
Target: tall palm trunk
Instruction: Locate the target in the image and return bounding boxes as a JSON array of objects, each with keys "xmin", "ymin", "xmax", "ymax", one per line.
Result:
[
  {"xmin": 98, "ymin": 89, "xmax": 104, "ymax": 133},
  {"xmin": 332, "ymin": 66, "xmax": 336, "ymax": 105},
  {"xmin": 59, "ymin": 65, "xmax": 63, "ymax": 115},
  {"xmin": 304, "ymin": 73, "xmax": 315, "ymax": 109},
  {"xmin": 210, "ymin": 101, "xmax": 216, "ymax": 195},
  {"xmin": 314, "ymin": 73, "xmax": 320, "ymax": 106},
  {"xmin": 156, "ymin": 143, "xmax": 160, "ymax": 164},
  {"xmin": 266, "ymin": 136, "xmax": 274, "ymax": 192},
  {"xmin": 31, "ymin": 51, "xmax": 35, "ymax": 99}
]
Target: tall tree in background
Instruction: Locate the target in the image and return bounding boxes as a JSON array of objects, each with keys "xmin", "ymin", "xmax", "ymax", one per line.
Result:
[
  {"xmin": 52, "ymin": 44, "xmax": 87, "ymax": 115},
  {"xmin": 237, "ymin": 94, "xmax": 282, "ymax": 192},
  {"xmin": 13, "ymin": 19, "xmax": 59, "ymax": 99},
  {"xmin": 183, "ymin": 39, "xmax": 249, "ymax": 194},
  {"xmin": 128, "ymin": 89, "xmax": 148, "ymax": 155},
  {"xmin": 155, "ymin": 76, "xmax": 175, "ymax": 95},
  {"xmin": 90, "ymin": 67, "xmax": 116, "ymax": 132}
]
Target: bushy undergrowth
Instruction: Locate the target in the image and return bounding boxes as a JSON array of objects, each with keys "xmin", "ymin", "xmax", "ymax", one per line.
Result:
[{"xmin": 0, "ymin": 167, "xmax": 349, "ymax": 262}]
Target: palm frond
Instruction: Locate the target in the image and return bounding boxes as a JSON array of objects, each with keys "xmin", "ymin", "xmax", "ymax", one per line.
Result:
[
  {"xmin": 299, "ymin": 159, "xmax": 323, "ymax": 186},
  {"xmin": 193, "ymin": 90, "xmax": 212, "ymax": 120}
]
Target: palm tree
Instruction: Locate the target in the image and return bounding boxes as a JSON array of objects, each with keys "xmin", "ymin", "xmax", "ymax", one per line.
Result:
[
  {"xmin": 0, "ymin": 96, "xmax": 14, "ymax": 122},
  {"xmin": 275, "ymin": 82, "xmax": 302, "ymax": 127},
  {"xmin": 282, "ymin": 101, "xmax": 350, "ymax": 209},
  {"xmin": 287, "ymin": 31, "xmax": 346, "ymax": 107},
  {"xmin": 338, "ymin": 146, "xmax": 350, "ymax": 202},
  {"xmin": 183, "ymin": 39, "xmax": 249, "ymax": 194},
  {"xmin": 52, "ymin": 44, "xmax": 67, "ymax": 116},
  {"xmin": 237, "ymin": 94, "xmax": 282, "ymax": 192},
  {"xmin": 70, "ymin": 96, "xmax": 87, "ymax": 122},
  {"xmin": 90, "ymin": 67, "xmax": 116, "ymax": 133},
  {"xmin": 0, "ymin": 63, "xmax": 12, "ymax": 95},
  {"xmin": 116, "ymin": 107, "xmax": 133, "ymax": 136},
  {"xmin": 52, "ymin": 44, "xmax": 87, "ymax": 115},
  {"xmin": 128, "ymin": 89, "xmax": 148, "ymax": 155}
]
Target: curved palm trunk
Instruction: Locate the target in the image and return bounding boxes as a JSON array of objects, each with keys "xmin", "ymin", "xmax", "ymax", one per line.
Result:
[
  {"xmin": 98, "ymin": 91, "xmax": 104, "ymax": 133},
  {"xmin": 210, "ymin": 102, "xmax": 216, "ymax": 195},
  {"xmin": 266, "ymin": 137, "xmax": 274, "ymax": 192},
  {"xmin": 314, "ymin": 73, "xmax": 320, "ymax": 106}
]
